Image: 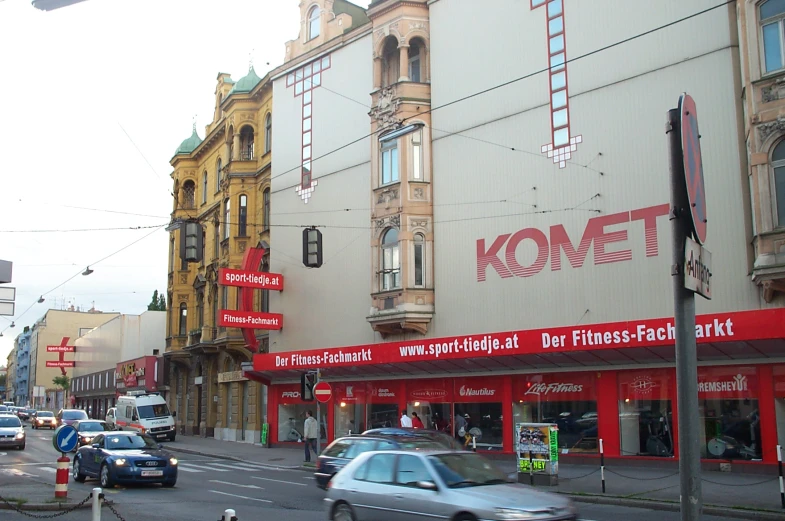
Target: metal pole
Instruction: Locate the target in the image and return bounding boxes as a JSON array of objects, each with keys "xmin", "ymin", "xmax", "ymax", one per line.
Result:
[
  {"xmin": 599, "ymin": 438, "xmax": 605, "ymax": 493},
  {"xmin": 91, "ymin": 488, "xmax": 102, "ymax": 521},
  {"xmin": 778, "ymin": 445, "xmax": 785, "ymax": 509},
  {"xmin": 667, "ymin": 107, "xmax": 702, "ymax": 521},
  {"xmin": 528, "ymin": 446, "xmax": 534, "ymax": 486},
  {"xmin": 315, "ymin": 369, "xmax": 321, "ymax": 457}
]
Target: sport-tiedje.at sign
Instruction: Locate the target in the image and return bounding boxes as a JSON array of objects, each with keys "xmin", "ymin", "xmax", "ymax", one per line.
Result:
[{"xmin": 218, "ymin": 268, "xmax": 285, "ymax": 331}]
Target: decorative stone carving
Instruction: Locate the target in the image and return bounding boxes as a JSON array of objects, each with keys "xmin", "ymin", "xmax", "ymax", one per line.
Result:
[
  {"xmin": 409, "ymin": 21, "xmax": 428, "ymax": 31},
  {"xmin": 369, "ymin": 86, "xmax": 402, "ymax": 128},
  {"xmin": 413, "ymin": 187, "xmax": 424, "ymax": 199},
  {"xmin": 375, "ymin": 214, "xmax": 401, "ymax": 232},
  {"xmin": 762, "ymin": 78, "xmax": 785, "ymax": 103},
  {"xmin": 758, "ymin": 117, "xmax": 785, "ymax": 141},
  {"xmin": 375, "ymin": 29, "xmax": 386, "ymax": 42},
  {"xmin": 411, "ymin": 219, "xmax": 428, "ymax": 229},
  {"xmin": 377, "ymin": 189, "xmax": 398, "ymax": 204},
  {"xmin": 179, "ymin": 274, "xmax": 188, "ymax": 284},
  {"xmin": 238, "ymin": 241, "xmax": 247, "ymax": 253},
  {"xmin": 177, "ymin": 294, "xmax": 189, "ymax": 302}
]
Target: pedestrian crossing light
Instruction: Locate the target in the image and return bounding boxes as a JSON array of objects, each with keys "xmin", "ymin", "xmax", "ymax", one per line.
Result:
[
  {"xmin": 301, "ymin": 371, "xmax": 317, "ymax": 401},
  {"xmin": 180, "ymin": 221, "xmax": 203, "ymax": 264},
  {"xmin": 302, "ymin": 227, "xmax": 323, "ymax": 268}
]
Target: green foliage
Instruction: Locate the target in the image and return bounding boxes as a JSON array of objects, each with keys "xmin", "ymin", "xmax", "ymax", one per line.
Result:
[
  {"xmin": 52, "ymin": 375, "xmax": 70, "ymax": 390},
  {"xmin": 148, "ymin": 290, "xmax": 167, "ymax": 311}
]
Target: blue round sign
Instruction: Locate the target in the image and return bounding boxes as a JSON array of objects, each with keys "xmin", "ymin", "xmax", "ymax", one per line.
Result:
[
  {"xmin": 679, "ymin": 93, "xmax": 707, "ymax": 245},
  {"xmin": 52, "ymin": 425, "xmax": 78, "ymax": 453}
]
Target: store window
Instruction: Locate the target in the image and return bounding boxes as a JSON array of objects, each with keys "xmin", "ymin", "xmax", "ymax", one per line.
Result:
[
  {"xmin": 699, "ymin": 366, "xmax": 760, "ymax": 460},
  {"xmin": 334, "ymin": 382, "xmax": 368, "ymax": 437},
  {"xmin": 512, "ymin": 372, "xmax": 598, "ymax": 453},
  {"xmin": 618, "ymin": 369, "xmax": 675, "ymax": 458},
  {"xmin": 367, "ymin": 382, "xmax": 401, "ymax": 430},
  {"xmin": 453, "ymin": 378, "xmax": 504, "ymax": 451},
  {"xmin": 276, "ymin": 386, "xmax": 326, "ymax": 444},
  {"xmin": 407, "ymin": 378, "xmax": 454, "ymax": 437}
]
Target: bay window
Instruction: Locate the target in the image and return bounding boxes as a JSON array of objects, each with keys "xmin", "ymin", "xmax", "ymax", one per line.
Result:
[
  {"xmin": 381, "ymin": 228, "xmax": 400, "ymax": 290},
  {"xmin": 381, "ymin": 140, "xmax": 399, "ymax": 185},
  {"xmin": 761, "ymin": 0, "xmax": 785, "ymax": 74}
]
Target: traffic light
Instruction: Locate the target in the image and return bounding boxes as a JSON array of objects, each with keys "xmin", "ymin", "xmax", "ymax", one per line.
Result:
[
  {"xmin": 301, "ymin": 371, "xmax": 317, "ymax": 401},
  {"xmin": 180, "ymin": 221, "xmax": 203, "ymax": 264},
  {"xmin": 302, "ymin": 227, "xmax": 323, "ymax": 268}
]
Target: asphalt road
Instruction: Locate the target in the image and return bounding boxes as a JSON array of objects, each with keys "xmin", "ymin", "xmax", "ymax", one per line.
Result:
[{"xmin": 0, "ymin": 428, "xmax": 746, "ymax": 521}]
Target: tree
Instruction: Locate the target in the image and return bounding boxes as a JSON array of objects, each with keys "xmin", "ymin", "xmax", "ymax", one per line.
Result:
[
  {"xmin": 148, "ymin": 290, "xmax": 166, "ymax": 311},
  {"xmin": 52, "ymin": 375, "xmax": 70, "ymax": 391}
]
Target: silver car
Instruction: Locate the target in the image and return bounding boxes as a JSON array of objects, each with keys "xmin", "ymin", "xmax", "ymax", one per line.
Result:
[
  {"xmin": 0, "ymin": 415, "xmax": 26, "ymax": 450},
  {"xmin": 324, "ymin": 449, "xmax": 577, "ymax": 521}
]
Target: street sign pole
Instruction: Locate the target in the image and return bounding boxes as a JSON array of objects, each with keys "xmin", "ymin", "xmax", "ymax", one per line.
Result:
[
  {"xmin": 315, "ymin": 369, "xmax": 321, "ymax": 456},
  {"xmin": 667, "ymin": 106, "xmax": 702, "ymax": 521}
]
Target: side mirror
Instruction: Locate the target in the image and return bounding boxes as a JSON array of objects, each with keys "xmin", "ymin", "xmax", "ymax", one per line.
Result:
[
  {"xmin": 416, "ymin": 481, "xmax": 437, "ymax": 491},
  {"xmin": 91, "ymin": 444, "xmax": 100, "ymax": 449}
]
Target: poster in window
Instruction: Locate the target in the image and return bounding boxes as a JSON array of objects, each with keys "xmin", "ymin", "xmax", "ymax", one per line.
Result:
[{"xmin": 515, "ymin": 422, "xmax": 559, "ymax": 475}]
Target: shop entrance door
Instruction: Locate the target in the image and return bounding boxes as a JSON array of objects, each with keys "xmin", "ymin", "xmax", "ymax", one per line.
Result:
[
  {"xmin": 241, "ymin": 382, "xmax": 249, "ymax": 441},
  {"xmin": 407, "ymin": 401, "xmax": 452, "ymax": 434},
  {"xmin": 196, "ymin": 385, "xmax": 203, "ymax": 432}
]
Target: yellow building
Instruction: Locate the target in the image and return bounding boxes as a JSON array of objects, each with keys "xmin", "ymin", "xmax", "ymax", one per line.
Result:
[{"xmin": 166, "ymin": 67, "xmax": 273, "ymax": 442}]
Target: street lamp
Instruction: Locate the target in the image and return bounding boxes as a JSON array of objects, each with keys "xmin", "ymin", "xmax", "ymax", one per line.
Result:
[
  {"xmin": 37, "ymin": 296, "xmax": 44, "ymax": 303},
  {"xmin": 82, "ymin": 266, "xmax": 93, "ymax": 276}
]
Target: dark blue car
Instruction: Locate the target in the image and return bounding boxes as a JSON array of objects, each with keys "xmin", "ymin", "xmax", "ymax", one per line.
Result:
[{"xmin": 72, "ymin": 432, "xmax": 178, "ymax": 488}]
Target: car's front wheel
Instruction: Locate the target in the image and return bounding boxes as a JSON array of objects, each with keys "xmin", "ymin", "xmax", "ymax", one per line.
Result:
[
  {"xmin": 73, "ymin": 459, "xmax": 86, "ymax": 483},
  {"xmin": 99, "ymin": 464, "xmax": 114, "ymax": 489},
  {"xmin": 162, "ymin": 480, "xmax": 176, "ymax": 488},
  {"xmin": 333, "ymin": 502, "xmax": 356, "ymax": 521}
]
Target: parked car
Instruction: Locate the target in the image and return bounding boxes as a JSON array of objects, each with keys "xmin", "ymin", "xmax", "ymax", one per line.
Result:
[
  {"xmin": 105, "ymin": 407, "xmax": 117, "ymax": 430},
  {"xmin": 32, "ymin": 411, "xmax": 57, "ymax": 429},
  {"xmin": 325, "ymin": 450, "xmax": 578, "ymax": 521},
  {"xmin": 71, "ymin": 420, "xmax": 113, "ymax": 450},
  {"xmin": 17, "ymin": 409, "xmax": 35, "ymax": 421},
  {"xmin": 0, "ymin": 415, "xmax": 26, "ymax": 450},
  {"xmin": 362, "ymin": 427, "xmax": 463, "ymax": 450},
  {"xmin": 315, "ymin": 434, "xmax": 448, "ymax": 490},
  {"xmin": 57, "ymin": 408, "xmax": 89, "ymax": 427},
  {"xmin": 72, "ymin": 432, "xmax": 178, "ymax": 488}
]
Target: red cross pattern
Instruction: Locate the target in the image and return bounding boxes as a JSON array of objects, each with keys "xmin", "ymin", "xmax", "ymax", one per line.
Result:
[
  {"xmin": 531, "ymin": 0, "xmax": 582, "ymax": 168},
  {"xmin": 57, "ymin": 336, "xmax": 70, "ymax": 376},
  {"xmin": 286, "ymin": 54, "xmax": 332, "ymax": 203}
]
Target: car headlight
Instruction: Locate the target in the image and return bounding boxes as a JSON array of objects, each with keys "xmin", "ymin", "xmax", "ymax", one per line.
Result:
[
  {"xmin": 169, "ymin": 457, "xmax": 178, "ymax": 466},
  {"xmin": 15, "ymin": 432, "xmax": 25, "ymax": 440},
  {"xmin": 82, "ymin": 437, "xmax": 93, "ymax": 444},
  {"xmin": 494, "ymin": 508, "xmax": 550, "ymax": 520},
  {"xmin": 114, "ymin": 458, "xmax": 127, "ymax": 466}
]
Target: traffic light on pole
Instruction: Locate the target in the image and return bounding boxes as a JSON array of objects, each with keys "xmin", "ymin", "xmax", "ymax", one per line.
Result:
[
  {"xmin": 302, "ymin": 227, "xmax": 323, "ymax": 268},
  {"xmin": 301, "ymin": 371, "xmax": 317, "ymax": 401}
]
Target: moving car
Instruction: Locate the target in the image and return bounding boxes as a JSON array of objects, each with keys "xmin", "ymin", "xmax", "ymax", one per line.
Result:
[
  {"xmin": 72, "ymin": 432, "xmax": 178, "ymax": 488},
  {"xmin": 362, "ymin": 427, "xmax": 463, "ymax": 450},
  {"xmin": 116, "ymin": 392, "xmax": 176, "ymax": 441},
  {"xmin": 0, "ymin": 415, "xmax": 26, "ymax": 450},
  {"xmin": 17, "ymin": 409, "xmax": 35, "ymax": 421},
  {"xmin": 315, "ymin": 434, "xmax": 449, "ymax": 490},
  {"xmin": 71, "ymin": 420, "xmax": 113, "ymax": 450},
  {"xmin": 57, "ymin": 408, "xmax": 89, "ymax": 427},
  {"xmin": 32, "ymin": 411, "xmax": 57, "ymax": 429},
  {"xmin": 325, "ymin": 450, "xmax": 578, "ymax": 521},
  {"xmin": 105, "ymin": 407, "xmax": 117, "ymax": 430}
]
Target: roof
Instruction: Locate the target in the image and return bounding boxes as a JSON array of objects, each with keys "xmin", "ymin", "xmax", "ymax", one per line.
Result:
[
  {"xmin": 173, "ymin": 127, "xmax": 203, "ymax": 157},
  {"xmin": 334, "ymin": 0, "xmax": 370, "ymax": 30},
  {"xmin": 227, "ymin": 66, "xmax": 262, "ymax": 96}
]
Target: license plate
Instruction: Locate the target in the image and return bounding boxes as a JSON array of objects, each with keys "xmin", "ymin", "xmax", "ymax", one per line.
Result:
[
  {"xmin": 141, "ymin": 470, "xmax": 163, "ymax": 477},
  {"xmin": 156, "ymin": 434, "xmax": 166, "ymax": 439}
]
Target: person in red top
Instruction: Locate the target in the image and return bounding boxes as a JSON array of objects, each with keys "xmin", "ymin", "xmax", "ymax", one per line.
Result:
[{"xmin": 411, "ymin": 411, "xmax": 424, "ymax": 429}]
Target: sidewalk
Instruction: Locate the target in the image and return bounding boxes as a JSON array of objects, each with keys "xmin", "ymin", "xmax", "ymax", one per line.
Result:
[{"xmin": 165, "ymin": 436, "xmax": 785, "ymax": 520}]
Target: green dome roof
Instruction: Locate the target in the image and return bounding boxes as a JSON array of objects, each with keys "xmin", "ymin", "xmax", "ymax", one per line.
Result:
[
  {"xmin": 173, "ymin": 127, "xmax": 203, "ymax": 156},
  {"xmin": 227, "ymin": 66, "xmax": 262, "ymax": 96}
]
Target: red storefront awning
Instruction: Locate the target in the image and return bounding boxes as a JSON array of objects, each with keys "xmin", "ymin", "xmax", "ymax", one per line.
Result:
[{"xmin": 245, "ymin": 308, "xmax": 785, "ymax": 384}]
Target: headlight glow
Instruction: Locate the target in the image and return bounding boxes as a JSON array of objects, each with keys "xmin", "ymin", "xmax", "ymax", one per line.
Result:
[
  {"xmin": 82, "ymin": 437, "xmax": 93, "ymax": 444},
  {"xmin": 15, "ymin": 432, "xmax": 25, "ymax": 439},
  {"xmin": 115, "ymin": 458, "xmax": 127, "ymax": 466},
  {"xmin": 169, "ymin": 457, "xmax": 178, "ymax": 466},
  {"xmin": 494, "ymin": 508, "xmax": 545, "ymax": 520}
]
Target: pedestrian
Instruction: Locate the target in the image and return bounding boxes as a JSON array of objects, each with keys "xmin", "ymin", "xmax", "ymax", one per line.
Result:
[
  {"xmin": 303, "ymin": 410, "xmax": 318, "ymax": 462},
  {"xmin": 454, "ymin": 411, "xmax": 466, "ymax": 442},
  {"xmin": 400, "ymin": 410, "xmax": 413, "ymax": 427},
  {"xmin": 411, "ymin": 411, "xmax": 424, "ymax": 429}
]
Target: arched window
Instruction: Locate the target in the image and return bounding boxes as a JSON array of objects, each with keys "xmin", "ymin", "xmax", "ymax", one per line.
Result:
[
  {"xmin": 178, "ymin": 303, "xmax": 188, "ymax": 336},
  {"xmin": 240, "ymin": 126, "xmax": 254, "ymax": 160},
  {"xmin": 182, "ymin": 180, "xmax": 195, "ymax": 209},
  {"xmin": 761, "ymin": 0, "xmax": 785, "ymax": 73},
  {"xmin": 202, "ymin": 171, "xmax": 208, "ymax": 204},
  {"xmin": 264, "ymin": 113, "xmax": 272, "ymax": 153},
  {"xmin": 409, "ymin": 39, "xmax": 423, "ymax": 82},
  {"xmin": 263, "ymin": 188, "xmax": 271, "ymax": 229},
  {"xmin": 238, "ymin": 194, "xmax": 248, "ymax": 236},
  {"xmin": 414, "ymin": 233, "xmax": 425, "ymax": 287},
  {"xmin": 381, "ymin": 228, "xmax": 400, "ymax": 290},
  {"xmin": 223, "ymin": 198, "xmax": 231, "ymax": 240},
  {"xmin": 772, "ymin": 140, "xmax": 785, "ymax": 227},
  {"xmin": 216, "ymin": 158, "xmax": 222, "ymax": 192},
  {"xmin": 381, "ymin": 36, "xmax": 399, "ymax": 87},
  {"xmin": 308, "ymin": 6, "xmax": 320, "ymax": 40}
]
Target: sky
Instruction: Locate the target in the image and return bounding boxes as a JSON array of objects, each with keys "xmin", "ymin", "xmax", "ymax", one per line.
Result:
[{"xmin": 0, "ymin": 0, "xmax": 370, "ymax": 364}]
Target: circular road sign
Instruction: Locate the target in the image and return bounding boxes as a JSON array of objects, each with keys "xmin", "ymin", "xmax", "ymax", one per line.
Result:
[
  {"xmin": 52, "ymin": 425, "xmax": 78, "ymax": 454},
  {"xmin": 313, "ymin": 381, "xmax": 333, "ymax": 403},
  {"xmin": 679, "ymin": 93, "xmax": 707, "ymax": 245}
]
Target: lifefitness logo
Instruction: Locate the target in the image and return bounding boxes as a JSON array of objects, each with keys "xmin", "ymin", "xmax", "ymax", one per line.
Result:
[
  {"xmin": 458, "ymin": 385, "xmax": 496, "ymax": 397},
  {"xmin": 525, "ymin": 382, "xmax": 584, "ymax": 396},
  {"xmin": 281, "ymin": 391, "xmax": 300, "ymax": 398},
  {"xmin": 698, "ymin": 374, "xmax": 748, "ymax": 393}
]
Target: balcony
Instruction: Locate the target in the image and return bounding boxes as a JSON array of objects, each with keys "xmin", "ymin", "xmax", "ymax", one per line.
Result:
[{"xmin": 367, "ymin": 288, "xmax": 434, "ymax": 338}]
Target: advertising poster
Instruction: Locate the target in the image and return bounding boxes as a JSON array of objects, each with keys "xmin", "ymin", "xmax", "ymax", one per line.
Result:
[{"xmin": 515, "ymin": 423, "xmax": 559, "ymax": 475}]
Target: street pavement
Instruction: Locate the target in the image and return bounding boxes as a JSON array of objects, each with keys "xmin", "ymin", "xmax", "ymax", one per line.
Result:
[{"xmin": 0, "ymin": 429, "xmax": 766, "ymax": 521}]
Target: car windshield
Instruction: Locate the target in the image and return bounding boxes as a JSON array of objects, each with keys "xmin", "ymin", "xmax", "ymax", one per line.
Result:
[
  {"xmin": 428, "ymin": 453, "xmax": 509, "ymax": 488},
  {"xmin": 104, "ymin": 434, "xmax": 158, "ymax": 450},
  {"xmin": 0, "ymin": 417, "xmax": 22, "ymax": 428},
  {"xmin": 137, "ymin": 403, "xmax": 170, "ymax": 419},
  {"xmin": 63, "ymin": 410, "xmax": 88, "ymax": 420},
  {"xmin": 79, "ymin": 422, "xmax": 109, "ymax": 432},
  {"xmin": 37, "ymin": 412, "xmax": 54, "ymax": 418}
]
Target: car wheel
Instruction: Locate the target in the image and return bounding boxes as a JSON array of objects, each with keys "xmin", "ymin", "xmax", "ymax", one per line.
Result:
[
  {"xmin": 168, "ymin": 434, "xmax": 176, "ymax": 442},
  {"xmin": 453, "ymin": 514, "xmax": 478, "ymax": 521},
  {"xmin": 162, "ymin": 480, "xmax": 176, "ymax": 488},
  {"xmin": 99, "ymin": 464, "xmax": 114, "ymax": 489},
  {"xmin": 333, "ymin": 502, "xmax": 356, "ymax": 521},
  {"xmin": 73, "ymin": 459, "xmax": 86, "ymax": 483},
  {"xmin": 17, "ymin": 444, "xmax": 25, "ymax": 450}
]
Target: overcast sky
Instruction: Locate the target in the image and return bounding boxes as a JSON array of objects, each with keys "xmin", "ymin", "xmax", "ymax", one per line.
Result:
[{"xmin": 0, "ymin": 0, "xmax": 370, "ymax": 364}]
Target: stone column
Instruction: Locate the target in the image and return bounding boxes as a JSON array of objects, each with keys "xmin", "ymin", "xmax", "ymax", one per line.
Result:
[
  {"xmin": 373, "ymin": 56, "xmax": 382, "ymax": 89},
  {"xmin": 232, "ymin": 133, "xmax": 240, "ymax": 161},
  {"xmin": 398, "ymin": 44, "xmax": 409, "ymax": 82}
]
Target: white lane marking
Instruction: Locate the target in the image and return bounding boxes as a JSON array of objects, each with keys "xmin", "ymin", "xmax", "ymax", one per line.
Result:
[
  {"xmin": 251, "ymin": 476, "xmax": 307, "ymax": 487},
  {"xmin": 303, "ymin": 477, "xmax": 315, "ymax": 480},
  {"xmin": 0, "ymin": 452, "xmax": 6, "ymax": 457},
  {"xmin": 209, "ymin": 490, "xmax": 271, "ymax": 503},
  {"xmin": 37, "ymin": 467, "xmax": 57, "ymax": 474},
  {"xmin": 178, "ymin": 463, "xmax": 230, "ymax": 472},
  {"xmin": 207, "ymin": 462, "xmax": 269, "ymax": 471},
  {"xmin": 174, "ymin": 466, "xmax": 203, "ymax": 473},
  {"xmin": 209, "ymin": 480, "xmax": 264, "ymax": 490},
  {"xmin": 1, "ymin": 468, "xmax": 38, "ymax": 478}
]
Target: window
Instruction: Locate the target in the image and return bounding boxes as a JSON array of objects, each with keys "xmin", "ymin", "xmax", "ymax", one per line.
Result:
[
  {"xmin": 178, "ymin": 303, "xmax": 187, "ymax": 336},
  {"xmin": 773, "ymin": 140, "xmax": 785, "ymax": 227},
  {"xmin": 396, "ymin": 454, "xmax": 432, "ymax": 486},
  {"xmin": 216, "ymin": 159, "xmax": 222, "ymax": 192},
  {"xmin": 223, "ymin": 199, "xmax": 230, "ymax": 240},
  {"xmin": 221, "ymin": 286, "xmax": 228, "ymax": 313},
  {"xmin": 762, "ymin": 0, "xmax": 785, "ymax": 73},
  {"xmin": 211, "ymin": 284, "xmax": 218, "ymax": 328},
  {"xmin": 263, "ymin": 188, "xmax": 271, "ymax": 229},
  {"xmin": 182, "ymin": 180, "xmax": 195, "ymax": 209},
  {"xmin": 414, "ymin": 233, "xmax": 425, "ymax": 287},
  {"xmin": 618, "ymin": 369, "xmax": 674, "ymax": 457},
  {"xmin": 213, "ymin": 221, "xmax": 220, "ymax": 259},
  {"xmin": 381, "ymin": 140, "xmax": 399, "ymax": 185},
  {"xmin": 240, "ymin": 126, "xmax": 254, "ymax": 160},
  {"xmin": 409, "ymin": 40, "xmax": 422, "ymax": 82},
  {"xmin": 169, "ymin": 238, "xmax": 175, "ymax": 272},
  {"xmin": 238, "ymin": 195, "xmax": 248, "ymax": 236},
  {"xmin": 202, "ymin": 172, "xmax": 208, "ymax": 204},
  {"xmin": 356, "ymin": 453, "xmax": 396, "ymax": 483},
  {"xmin": 197, "ymin": 292, "xmax": 204, "ymax": 329},
  {"xmin": 381, "ymin": 228, "xmax": 400, "ymax": 290},
  {"xmin": 412, "ymin": 130, "xmax": 422, "ymax": 180},
  {"xmin": 264, "ymin": 113, "xmax": 272, "ymax": 153},
  {"xmin": 308, "ymin": 6, "xmax": 320, "ymax": 40}
]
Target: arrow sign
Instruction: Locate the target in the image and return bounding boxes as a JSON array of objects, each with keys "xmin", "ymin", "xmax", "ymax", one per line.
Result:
[{"xmin": 53, "ymin": 425, "xmax": 78, "ymax": 453}]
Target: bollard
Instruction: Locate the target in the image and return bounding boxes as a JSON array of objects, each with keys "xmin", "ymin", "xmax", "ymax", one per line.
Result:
[
  {"xmin": 55, "ymin": 455, "xmax": 70, "ymax": 499},
  {"xmin": 778, "ymin": 445, "xmax": 784, "ymax": 509},
  {"xmin": 223, "ymin": 508, "xmax": 237, "ymax": 521},
  {"xmin": 528, "ymin": 446, "xmax": 534, "ymax": 486},
  {"xmin": 599, "ymin": 438, "xmax": 606, "ymax": 493},
  {"xmin": 472, "ymin": 436, "xmax": 476, "ymax": 452},
  {"xmin": 92, "ymin": 487, "xmax": 102, "ymax": 521}
]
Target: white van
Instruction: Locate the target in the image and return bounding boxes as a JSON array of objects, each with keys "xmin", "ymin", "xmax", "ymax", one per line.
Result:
[{"xmin": 115, "ymin": 391, "xmax": 176, "ymax": 442}]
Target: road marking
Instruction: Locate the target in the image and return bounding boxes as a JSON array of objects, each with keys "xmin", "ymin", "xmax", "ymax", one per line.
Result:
[
  {"xmin": 209, "ymin": 480, "xmax": 263, "ymax": 490},
  {"xmin": 303, "ymin": 476, "xmax": 314, "ymax": 480},
  {"xmin": 209, "ymin": 490, "xmax": 271, "ymax": 503},
  {"xmin": 37, "ymin": 467, "xmax": 57, "ymax": 474},
  {"xmin": 251, "ymin": 476, "xmax": 306, "ymax": 487},
  {"xmin": 0, "ymin": 452, "xmax": 6, "ymax": 457},
  {"xmin": 174, "ymin": 465, "xmax": 204, "ymax": 473},
  {"xmin": 1, "ymin": 468, "xmax": 38, "ymax": 478},
  {"xmin": 178, "ymin": 463, "xmax": 230, "ymax": 472}
]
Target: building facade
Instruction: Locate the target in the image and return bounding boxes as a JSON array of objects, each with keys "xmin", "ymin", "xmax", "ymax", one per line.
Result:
[
  {"xmin": 2, "ymin": 357, "xmax": 13, "ymax": 404},
  {"xmin": 165, "ymin": 65, "xmax": 274, "ymax": 442},
  {"xmin": 236, "ymin": 0, "xmax": 785, "ymax": 469},
  {"xmin": 13, "ymin": 327, "xmax": 31, "ymax": 406}
]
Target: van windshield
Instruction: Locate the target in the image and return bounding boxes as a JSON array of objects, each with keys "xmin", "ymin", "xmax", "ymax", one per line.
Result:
[{"xmin": 137, "ymin": 403, "xmax": 170, "ymax": 419}]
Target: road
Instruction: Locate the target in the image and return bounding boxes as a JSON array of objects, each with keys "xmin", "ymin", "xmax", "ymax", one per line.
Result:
[{"xmin": 0, "ymin": 428, "xmax": 746, "ymax": 521}]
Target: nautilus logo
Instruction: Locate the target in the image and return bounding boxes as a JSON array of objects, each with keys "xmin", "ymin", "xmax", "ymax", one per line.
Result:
[
  {"xmin": 458, "ymin": 385, "xmax": 496, "ymax": 397},
  {"xmin": 630, "ymin": 376, "xmax": 657, "ymax": 395}
]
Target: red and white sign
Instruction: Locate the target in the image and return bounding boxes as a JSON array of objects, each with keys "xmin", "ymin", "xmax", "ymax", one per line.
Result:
[
  {"xmin": 314, "ymin": 381, "xmax": 332, "ymax": 403},
  {"xmin": 46, "ymin": 345, "xmax": 75, "ymax": 353},
  {"xmin": 454, "ymin": 377, "xmax": 503, "ymax": 402},
  {"xmin": 334, "ymin": 383, "xmax": 367, "ymax": 402},
  {"xmin": 697, "ymin": 366, "xmax": 757, "ymax": 399},
  {"xmin": 46, "ymin": 361, "xmax": 75, "ymax": 368},
  {"xmin": 219, "ymin": 268, "xmax": 284, "ymax": 291},
  {"xmin": 254, "ymin": 308, "xmax": 785, "ymax": 372},
  {"xmin": 219, "ymin": 310, "xmax": 283, "ymax": 330},
  {"xmin": 407, "ymin": 379, "xmax": 453, "ymax": 402},
  {"xmin": 279, "ymin": 386, "xmax": 301, "ymax": 401},
  {"xmin": 619, "ymin": 369, "xmax": 673, "ymax": 401}
]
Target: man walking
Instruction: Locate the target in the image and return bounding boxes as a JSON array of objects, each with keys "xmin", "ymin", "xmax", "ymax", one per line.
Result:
[
  {"xmin": 304, "ymin": 410, "xmax": 318, "ymax": 462},
  {"xmin": 400, "ymin": 410, "xmax": 413, "ymax": 428}
]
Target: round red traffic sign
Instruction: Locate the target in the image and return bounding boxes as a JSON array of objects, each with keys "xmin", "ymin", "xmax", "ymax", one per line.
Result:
[
  {"xmin": 313, "ymin": 381, "xmax": 332, "ymax": 403},
  {"xmin": 679, "ymin": 93, "xmax": 707, "ymax": 245}
]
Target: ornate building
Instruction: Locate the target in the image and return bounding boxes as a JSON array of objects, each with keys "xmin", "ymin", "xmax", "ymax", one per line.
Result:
[{"xmin": 166, "ymin": 66, "xmax": 273, "ymax": 442}]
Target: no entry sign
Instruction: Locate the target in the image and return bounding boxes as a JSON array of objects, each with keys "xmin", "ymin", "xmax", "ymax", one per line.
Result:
[
  {"xmin": 313, "ymin": 381, "xmax": 332, "ymax": 403},
  {"xmin": 679, "ymin": 93, "xmax": 707, "ymax": 245}
]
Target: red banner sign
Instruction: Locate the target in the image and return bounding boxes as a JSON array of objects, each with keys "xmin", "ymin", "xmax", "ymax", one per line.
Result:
[
  {"xmin": 124, "ymin": 374, "xmax": 138, "ymax": 388},
  {"xmin": 254, "ymin": 309, "xmax": 785, "ymax": 372},
  {"xmin": 46, "ymin": 361, "xmax": 75, "ymax": 368},
  {"xmin": 219, "ymin": 310, "xmax": 283, "ymax": 330},
  {"xmin": 219, "ymin": 268, "xmax": 284, "ymax": 291},
  {"xmin": 46, "ymin": 345, "xmax": 75, "ymax": 353}
]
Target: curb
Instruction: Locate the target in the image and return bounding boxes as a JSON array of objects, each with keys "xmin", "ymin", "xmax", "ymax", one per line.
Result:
[
  {"xmin": 166, "ymin": 446, "xmax": 309, "ymax": 471},
  {"xmin": 564, "ymin": 494, "xmax": 785, "ymax": 520}
]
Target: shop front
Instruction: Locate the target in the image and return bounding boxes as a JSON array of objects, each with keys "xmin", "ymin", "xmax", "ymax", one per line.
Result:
[
  {"xmin": 247, "ymin": 308, "xmax": 785, "ymax": 467},
  {"xmin": 116, "ymin": 356, "xmax": 158, "ymax": 397}
]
